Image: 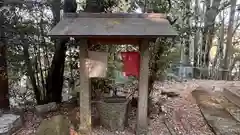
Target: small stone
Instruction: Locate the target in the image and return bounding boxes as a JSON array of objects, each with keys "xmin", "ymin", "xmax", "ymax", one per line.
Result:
[{"xmin": 36, "ymin": 115, "xmax": 70, "ymax": 135}]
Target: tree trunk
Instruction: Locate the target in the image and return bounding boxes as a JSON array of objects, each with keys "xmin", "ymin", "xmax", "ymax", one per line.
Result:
[
  {"xmin": 46, "ymin": 39, "xmax": 68, "ymax": 103},
  {"xmin": 46, "ymin": 0, "xmax": 105, "ymax": 104},
  {"xmin": 45, "ymin": 0, "xmax": 75, "ymax": 103},
  {"xmin": 22, "ymin": 35, "xmax": 43, "ymax": 104},
  {"xmin": 222, "ymin": 0, "xmax": 237, "ymax": 80},
  {"xmin": 213, "ymin": 11, "xmax": 224, "ymax": 79},
  {"xmin": 0, "ymin": 13, "xmax": 9, "ymax": 109},
  {"xmin": 202, "ymin": 0, "xmax": 221, "ymax": 67},
  {"xmin": 193, "ymin": 0, "xmax": 200, "ymax": 78},
  {"xmin": 183, "ymin": 1, "xmax": 191, "ymax": 66},
  {"xmin": 85, "ymin": 0, "xmax": 104, "ymax": 12},
  {"xmin": 0, "ymin": 43, "xmax": 9, "ymax": 109}
]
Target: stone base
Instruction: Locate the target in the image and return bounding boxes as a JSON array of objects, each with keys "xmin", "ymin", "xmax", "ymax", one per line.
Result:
[
  {"xmin": 0, "ymin": 114, "xmax": 23, "ymax": 135},
  {"xmin": 78, "ymin": 128, "xmax": 91, "ymax": 135},
  {"xmin": 136, "ymin": 128, "xmax": 148, "ymax": 135},
  {"xmin": 36, "ymin": 115, "xmax": 70, "ymax": 135},
  {"xmin": 96, "ymin": 97, "xmax": 130, "ymax": 131}
]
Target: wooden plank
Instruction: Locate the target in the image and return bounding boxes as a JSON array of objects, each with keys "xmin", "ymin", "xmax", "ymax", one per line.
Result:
[
  {"xmin": 136, "ymin": 40, "xmax": 150, "ymax": 135},
  {"xmin": 48, "ymin": 16, "xmax": 177, "ymax": 37},
  {"xmin": 192, "ymin": 88, "xmax": 240, "ymax": 135},
  {"xmin": 79, "ymin": 39, "xmax": 91, "ymax": 134}
]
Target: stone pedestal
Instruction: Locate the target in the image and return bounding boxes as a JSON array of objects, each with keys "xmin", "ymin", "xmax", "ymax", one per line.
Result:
[{"xmin": 97, "ymin": 97, "xmax": 130, "ymax": 131}]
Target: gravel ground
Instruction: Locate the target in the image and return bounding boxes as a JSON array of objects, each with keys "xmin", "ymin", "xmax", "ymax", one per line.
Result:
[{"xmin": 12, "ymin": 80, "xmax": 240, "ymax": 135}]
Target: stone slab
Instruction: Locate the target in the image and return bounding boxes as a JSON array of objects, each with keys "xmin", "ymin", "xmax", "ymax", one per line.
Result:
[
  {"xmin": 35, "ymin": 102, "xmax": 57, "ymax": 115},
  {"xmin": 223, "ymin": 87, "xmax": 240, "ymax": 108},
  {"xmin": 192, "ymin": 88, "xmax": 240, "ymax": 135},
  {"xmin": 0, "ymin": 114, "xmax": 22, "ymax": 135},
  {"xmin": 213, "ymin": 92, "xmax": 240, "ymax": 122}
]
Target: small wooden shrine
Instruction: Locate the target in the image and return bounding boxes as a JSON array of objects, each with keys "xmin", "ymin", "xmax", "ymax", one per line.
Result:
[{"xmin": 48, "ymin": 13, "xmax": 177, "ymax": 135}]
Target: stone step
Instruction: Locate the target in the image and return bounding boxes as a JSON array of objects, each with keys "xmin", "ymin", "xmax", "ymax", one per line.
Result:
[
  {"xmin": 223, "ymin": 86, "xmax": 240, "ymax": 108},
  {"xmin": 213, "ymin": 91, "xmax": 240, "ymax": 122},
  {"xmin": 192, "ymin": 87, "xmax": 240, "ymax": 135}
]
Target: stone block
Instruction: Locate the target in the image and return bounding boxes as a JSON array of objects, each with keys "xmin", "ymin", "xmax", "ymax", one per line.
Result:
[
  {"xmin": 35, "ymin": 102, "xmax": 57, "ymax": 115},
  {"xmin": 96, "ymin": 97, "xmax": 130, "ymax": 131},
  {"xmin": 36, "ymin": 115, "xmax": 71, "ymax": 135},
  {"xmin": 0, "ymin": 114, "xmax": 23, "ymax": 135}
]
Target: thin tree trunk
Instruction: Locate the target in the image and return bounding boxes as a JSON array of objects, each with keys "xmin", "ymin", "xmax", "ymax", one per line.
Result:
[
  {"xmin": 193, "ymin": 0, "xmax": 200, "ymax": 78},
  {"xmin": 22, "ymin": 35, "xmax": 43, "ymax": 104},
  {"xmin": 33, "ymin": 49, "xmax": 40, "ymax": 87},
  {"xmin": 46, "ymin": 39, "xmax": 68, "ymax": 103},
  {"xmin": 37, "ymin": 45, "xmax": 45, "ymax": 92},
  {"xmin": 39, "ymin": 12, "xmax": 50, "ymax": 76},
  {"xmin": 222, "ymin": 0, "xmax": 237, "ymax": 80},
  {"xmin": 213, "ymin": 11, "xmax": 224, "ymax": 79},
  {"xmin": 69, "ymin": 46, "xmax": 74, "ymax": 92},
  {"xmin": 229, "ymin": 56, "xmax": 240, "ymax": 74},
  {"xmin": 45, "ymin": 0, "xmax": 70, "ymax": 103},
  {"xmin": 184, "ymin": 1, "xmax": 191, "ymax": 66},
  {"xmin": 37, "ymin": 18, "xmax": 46, "ymax": 93},
  {"xmin": 202, "ymin": 0, "xmax": 221, "ymax": 67}
]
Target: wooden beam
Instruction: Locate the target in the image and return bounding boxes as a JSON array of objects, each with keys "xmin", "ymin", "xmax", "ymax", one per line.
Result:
[
  {"xmin": 136, "ymin": 40, "xmax": 150, "ymax": 135},
  {"xmin": 79, "ymin": 39, "xmax": 91, "ymax": 134}
]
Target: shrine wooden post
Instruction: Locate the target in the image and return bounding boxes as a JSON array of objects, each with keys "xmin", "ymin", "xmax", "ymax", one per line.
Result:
[
  {"xmin": 137, "ymin": 40, "xmax": 150, "ymax": 135},
  {"xmin": 79, "ymin": 39, "xmax": 91, "ymax": 134}
]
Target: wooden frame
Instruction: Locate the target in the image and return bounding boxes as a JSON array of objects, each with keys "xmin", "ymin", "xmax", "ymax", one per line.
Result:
[{"xmin": 78, "ymin": 38, "xmax": 150, "ymax": 135}]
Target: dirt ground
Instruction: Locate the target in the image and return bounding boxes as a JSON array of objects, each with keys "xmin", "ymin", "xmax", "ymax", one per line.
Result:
[{"xmin": 13, "ymin": 80, "xmax": 240, "ymax": 135}]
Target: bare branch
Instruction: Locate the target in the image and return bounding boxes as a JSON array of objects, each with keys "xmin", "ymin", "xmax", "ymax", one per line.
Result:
[{"xmin": 218, "ymin": 1, "xmax": 231, "ymax": 12}]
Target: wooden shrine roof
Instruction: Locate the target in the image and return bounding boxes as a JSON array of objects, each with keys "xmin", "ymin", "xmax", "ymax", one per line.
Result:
[{"xmin": 48, "ymin": 13, "xmax": 177, "ymax": 38}]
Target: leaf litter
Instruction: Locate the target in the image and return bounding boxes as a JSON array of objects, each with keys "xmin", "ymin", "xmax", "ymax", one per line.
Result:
[{"xmin": 13, "ymin": 80, "xmax": 239, "ymax": 135}]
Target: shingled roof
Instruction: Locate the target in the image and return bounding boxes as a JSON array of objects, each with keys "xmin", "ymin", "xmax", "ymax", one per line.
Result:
[{"xmin": 48, "ymin": 13, "xmax": 177, "ymax": 38}]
